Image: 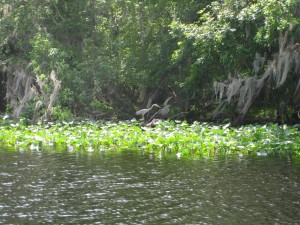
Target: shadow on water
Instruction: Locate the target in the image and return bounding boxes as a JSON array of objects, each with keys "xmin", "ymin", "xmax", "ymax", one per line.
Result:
[{"xmin": 0, "ymin": 149, "xmax": 299, "ymax": 224}]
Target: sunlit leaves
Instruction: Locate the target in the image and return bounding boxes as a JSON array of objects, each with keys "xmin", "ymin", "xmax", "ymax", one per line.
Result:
[
  {"xmin": 254, "ymin": 0, "xmax": 297, "ymax": 45},
  {"xmin": 0, "ymin": 116, "xmax": 299, "ymax": 159}
]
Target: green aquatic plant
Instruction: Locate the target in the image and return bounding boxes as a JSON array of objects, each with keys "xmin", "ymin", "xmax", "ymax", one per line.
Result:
[{"xmin": 0, "ymin": 116, "xmax": 300, "ymax": 158}]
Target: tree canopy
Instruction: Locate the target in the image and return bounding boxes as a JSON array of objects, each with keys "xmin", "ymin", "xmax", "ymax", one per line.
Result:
[{"xmin": 0, "ymin": 0, "xmax": 299, "ymax": 124}]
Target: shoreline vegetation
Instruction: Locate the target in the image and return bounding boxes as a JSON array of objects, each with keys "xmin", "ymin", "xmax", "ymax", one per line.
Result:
[
  {"xmin": 1, "ymin": 1, "xmax": 300, "ymax": 127},
  {"xmin": 1, "ymin": 116, "xmax": 299, "ymax": 159}
]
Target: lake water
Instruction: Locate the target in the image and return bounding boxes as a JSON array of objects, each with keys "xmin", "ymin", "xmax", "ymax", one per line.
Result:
[{"xmin": 0, "ymin": 149, "xmax": 299, "ymax": 224}]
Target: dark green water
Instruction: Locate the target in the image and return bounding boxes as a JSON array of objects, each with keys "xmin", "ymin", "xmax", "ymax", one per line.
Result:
[{"xmin": 0, "ymin": 149, "xmax": 299, "ymax": 224}]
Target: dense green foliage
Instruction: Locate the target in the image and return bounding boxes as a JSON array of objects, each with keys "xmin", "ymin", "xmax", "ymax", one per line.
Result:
[
  {"xmin": 0, "ymin": 0, "xmax": 300, "ymax": 124},
  {"xmin": 0, "ymin": 116, "xmax": 299, "ymax": 158}
]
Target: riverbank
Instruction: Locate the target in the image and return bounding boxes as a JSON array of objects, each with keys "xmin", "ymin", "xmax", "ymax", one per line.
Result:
[{"xmin": 0, "ymin": 117, "xmax": 299, "ymax": 158}]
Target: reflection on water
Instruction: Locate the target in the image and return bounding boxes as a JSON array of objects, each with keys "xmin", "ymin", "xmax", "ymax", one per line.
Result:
[{"xmin": 0, "ymin": 149, "xmax": 299, "ymax": 224}]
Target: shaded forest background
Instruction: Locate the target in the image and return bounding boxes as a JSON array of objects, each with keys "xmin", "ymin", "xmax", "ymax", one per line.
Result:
[{"xmin": 1, "ymin": 0, "xmax": 300, "ymax": 125}]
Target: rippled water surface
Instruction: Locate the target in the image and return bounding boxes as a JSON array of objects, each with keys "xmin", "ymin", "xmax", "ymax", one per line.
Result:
[{"xmin": 0, "ymin": 149, "xmax": 300, "ymax": 224}]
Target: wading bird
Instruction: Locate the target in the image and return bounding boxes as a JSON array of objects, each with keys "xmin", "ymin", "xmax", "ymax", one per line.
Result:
[
  {"xmin": 147, "ymin": 97, "xmax": 172, "ymax": 122},
  {"xmin": 157, "ymin": 104, "xmax": 170, "ymax": 118},
  {"xmin": 163, "ymin": 96, "xmax": 172, "ymax": 107},
  {"xmin": 136, "ymin": 104, "xmax": 160, "ymax": 121}
]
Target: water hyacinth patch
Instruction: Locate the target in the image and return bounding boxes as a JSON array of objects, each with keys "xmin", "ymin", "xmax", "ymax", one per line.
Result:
[{"xmin": 0, "ymin": 116, "xmax": 300, "ymax": 158}]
